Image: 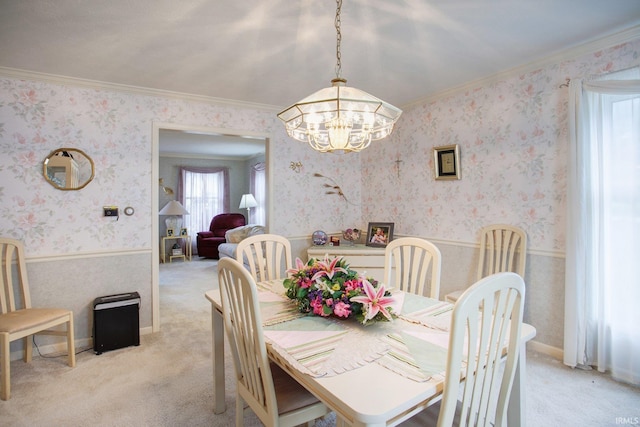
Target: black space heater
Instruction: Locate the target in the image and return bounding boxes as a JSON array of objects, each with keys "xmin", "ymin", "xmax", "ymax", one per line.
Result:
[{"xmin": 93, "ymin": 292, "xmax": 140, "ymax": 355}]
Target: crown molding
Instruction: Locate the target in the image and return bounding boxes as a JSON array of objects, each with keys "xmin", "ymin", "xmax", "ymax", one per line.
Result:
[
  {"xmin": 402, "ymin": 24, "xmax": 640, "ymax": 109},
  {"xmin": 0, "ymin": 66, "xmax": 282, "ymax": 113}
]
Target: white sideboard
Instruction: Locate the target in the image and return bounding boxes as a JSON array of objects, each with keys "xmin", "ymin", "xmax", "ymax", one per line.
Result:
[{"xmin": 307, "ymin": 243, "xmax": 386, "ymax": 283}]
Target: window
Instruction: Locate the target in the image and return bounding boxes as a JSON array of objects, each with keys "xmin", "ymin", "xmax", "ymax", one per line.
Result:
[
  {"xmin": 565, "ymin": 68, "xmax": 640, "ymax": 385},
  {"xmin": 180, "ymin": 167, "xmax": 229, "ymax": 237}
]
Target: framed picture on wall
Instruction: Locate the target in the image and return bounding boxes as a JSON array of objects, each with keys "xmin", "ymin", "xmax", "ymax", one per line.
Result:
[
  {"xmin": 434, "ymin": 144, "xmax": 461, "ymax": 180},
  {"xmin": 366, "ymin": 222, "xmax": 394, "ymax": 247}
]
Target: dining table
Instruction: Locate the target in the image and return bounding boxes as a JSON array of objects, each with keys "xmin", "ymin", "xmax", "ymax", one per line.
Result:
[{"xmin": 205, "ymin": 279, "xmax": 536, "ymax": 427}]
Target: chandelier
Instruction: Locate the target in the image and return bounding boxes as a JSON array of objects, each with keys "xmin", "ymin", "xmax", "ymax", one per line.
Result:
[{"xmin": 277, "ymin": 0, "xmax": 402, "ymax": 153}]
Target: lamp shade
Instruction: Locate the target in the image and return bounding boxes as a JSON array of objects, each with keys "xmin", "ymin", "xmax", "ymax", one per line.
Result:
[
  {"xmin": 159, "ymin": 200, "xmax": 189, "ymax": 216},
  {"xmin": 239, "ymin": 194, "xmax": 258, "ymax": 210}
]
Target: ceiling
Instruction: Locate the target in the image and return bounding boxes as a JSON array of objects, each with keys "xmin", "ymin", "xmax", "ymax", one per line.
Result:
[
  {"xmin": 158, "ymin": 129, "xmax": 266, "ymax": 159},
  {"xmin": 1, "ymin": 0, "xmax": 639, "ymax": 111}
]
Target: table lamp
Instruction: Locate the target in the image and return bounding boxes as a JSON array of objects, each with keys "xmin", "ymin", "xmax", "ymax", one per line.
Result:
[
  {"xmin": 159, "ymin": 200, "xmax": 189, "ymax": 231},
  {"xmin": 239, "ymin": 194, "xmax": 258, "ymax": 221}
]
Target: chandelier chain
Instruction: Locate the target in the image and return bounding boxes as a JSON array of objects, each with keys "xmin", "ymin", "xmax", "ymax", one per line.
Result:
[{"xmin": 335, "ymin": 0, "xmax": 342, "ymax": 78}]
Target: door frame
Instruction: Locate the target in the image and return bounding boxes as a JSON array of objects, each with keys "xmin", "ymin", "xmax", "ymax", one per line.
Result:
[{"xmin": 151, "ymin": 121, "xmax": 272, "ymax": 332}]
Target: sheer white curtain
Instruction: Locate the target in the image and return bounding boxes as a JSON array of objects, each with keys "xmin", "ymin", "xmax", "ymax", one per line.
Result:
[
  {"xmin": 250, "ymin": 162, "xmax": 266, "ymax": 225},
  {"xmin": 178, "ymin": 167, "xmax": 229, "ymax": 251},
  {"xmin": 565, "ymin": 67, "xmax": 640, "ymax": 385}
]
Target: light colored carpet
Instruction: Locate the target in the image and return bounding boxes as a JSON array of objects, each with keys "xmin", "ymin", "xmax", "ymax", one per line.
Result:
[{"xmin": 2, "ymin": 258, "xmax": 638, "ymax": 426}]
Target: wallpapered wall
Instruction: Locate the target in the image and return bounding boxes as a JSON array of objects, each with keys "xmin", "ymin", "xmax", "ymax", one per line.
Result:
[
  {"xmin": 0, "ymin": 82, "xmax": 360, "ymax": 257},
  {"xmin": 0, "ymin": 35, "xmax": 638, "ymax": 351},
  {"xmin": 363, "ymin": 38, "xmax": 640, "ymax": 254}
]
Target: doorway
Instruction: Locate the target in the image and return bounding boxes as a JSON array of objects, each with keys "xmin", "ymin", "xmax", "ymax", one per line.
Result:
[{"xmin": 151, "ymin": 122, "xmax": 271, "ymax": 332}]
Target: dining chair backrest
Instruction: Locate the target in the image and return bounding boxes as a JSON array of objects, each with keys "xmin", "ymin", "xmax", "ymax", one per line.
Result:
[
  {"xmin": 383, "ymin": 237, "xmax": 442, "ymax": 300},
  {"xmin": 0, "ymin": 238, "xmax": 31, "ymax": 314},
  {"xmin": 438, "ymin": 272, "xmax": 525, "ymax": 427},
  {"xmin": 218, "ymin": 257, "xmax": 278, "ymax": 424},
  {"xmin": 218, "ymin": 257, "xmax": 328, "ymax": 426},
  {"xmin": 0, "ymin": 238, "xmax": 75, "ymax": 400},
  {"xmin": 445, "ymin": 225, "xmax": 527, "ymax": 304},
  {"xmin": 476, "ymin": 224, "xmax": 527, "ymax": 281},
  {"xmin": 236, "ymin": 234, "xmax": 293, "ymax": 282}
]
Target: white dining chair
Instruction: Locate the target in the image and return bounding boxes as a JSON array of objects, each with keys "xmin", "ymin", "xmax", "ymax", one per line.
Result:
[
  {"xmin": 400, "ymin": 272, "xmax": 525, "ymax": 427},
  {"xmin": 217, "ymin": 257, "xmax": 330, "ymax": 427},
  {"xmin": 236, "ymin": 233, "xmax": 293, "ymax": 282},
  {"xmin": 383, "ymin": 237, "xmax": 442, "ymax": 300},
  {"xmin": 0, "ymin": 238, "xmax": 76, "ymax": 400},
  {"xmin": 445, "ymin": 224, "xmax": 527, "ymax": 303}
]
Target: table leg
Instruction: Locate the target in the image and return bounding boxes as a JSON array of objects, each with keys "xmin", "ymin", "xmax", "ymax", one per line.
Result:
[{"xmin": 212, "ymin": 307, "xmax": 226, "ymax": 414}]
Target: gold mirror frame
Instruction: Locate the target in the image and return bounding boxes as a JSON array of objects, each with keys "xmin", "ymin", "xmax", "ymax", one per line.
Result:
[{"xmin": 43, "ymin": 148, "xmax": 95, "ymax": 190}]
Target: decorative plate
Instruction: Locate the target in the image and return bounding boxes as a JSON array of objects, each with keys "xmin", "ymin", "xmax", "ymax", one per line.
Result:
[{"xmin": 312, "ymin": 230, "xmax": 328, "ymax": 245}]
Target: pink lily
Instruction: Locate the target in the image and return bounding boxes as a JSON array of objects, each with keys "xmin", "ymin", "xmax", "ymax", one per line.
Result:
[
  {"xmin": 350, "ymin": 280, "xmax": 396, "ymax": 323},
  {"xmin": 286, "ymin": 257, "xmax": 307, "ymax": 275},
  {"xmin": 312, "ymin": 255, "xmax": 347, "ymax": 282}
]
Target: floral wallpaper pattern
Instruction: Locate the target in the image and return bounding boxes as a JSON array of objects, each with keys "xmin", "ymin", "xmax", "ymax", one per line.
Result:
[
  {"xmin": 0, "ymin": 37, "xmax": 638, "ymax": 258},
  {"xmin": 0, "ymin": 80, "xmax": 358, "ymax": 256},
  {"xmin": 362, "ymin": 38, "xmax": 640, "ymax": 253}
]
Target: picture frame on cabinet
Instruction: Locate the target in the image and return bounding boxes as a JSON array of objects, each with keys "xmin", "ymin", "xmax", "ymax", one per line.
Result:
[
  {"xmin": 166, "ymin": 228, "xmax": 175, "ymax": 237},
  {"xmin": 366, "ymin": 222, "xmax": 394, "ymax": 247},
  {"xmin": 180, "ymin": 228, "xmax": 188, "ymax": 236},
  {"xmin": 434, "ymin": 144, "xmax": 461, "ymax": 180}
]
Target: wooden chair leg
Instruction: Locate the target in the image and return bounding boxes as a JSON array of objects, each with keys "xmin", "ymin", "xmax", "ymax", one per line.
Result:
[
  {"xmin": 1, "ymin": 334, "xmax": 10, "ymax": 400},
  {"xmin": 24, "ymin": 335, "xmax": 32, "ymax": 363},
  {"xmin": 67, "ymin": 315, "xmax": 76, "ymax": 367},
  {"xmin": 236, "ymin": 396, "xmax": 243, "ymax": 427}
]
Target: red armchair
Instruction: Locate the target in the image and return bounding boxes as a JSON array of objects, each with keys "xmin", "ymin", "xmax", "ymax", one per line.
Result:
[{"xmin": 196, "ymin": 213, "xmax": 246, "ymax": 259}]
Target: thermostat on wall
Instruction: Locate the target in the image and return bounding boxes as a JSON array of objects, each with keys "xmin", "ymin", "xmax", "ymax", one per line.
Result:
[{"xmin": 103, "ymin": 206, "xmax": 119, "ymax": 217}]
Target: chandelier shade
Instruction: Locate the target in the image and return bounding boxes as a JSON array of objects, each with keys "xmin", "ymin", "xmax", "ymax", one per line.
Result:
[
  {"xmin": 278, "ymin": 78, "xmax": 402, "ymax": 153},
  {"xmin": 277, "ymin": 0, "xmax": 402, "ymax": 153}
]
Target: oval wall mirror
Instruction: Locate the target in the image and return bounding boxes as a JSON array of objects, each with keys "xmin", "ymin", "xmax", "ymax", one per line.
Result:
[{"xmin": 43, "ymin": 148, "xmax": 95, "ymax": 190}]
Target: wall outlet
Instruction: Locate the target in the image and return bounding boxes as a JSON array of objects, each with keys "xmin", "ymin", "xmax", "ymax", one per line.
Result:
[{"xmin": 103, "ymin": 206, "xmax": 118, "ymax": 217}]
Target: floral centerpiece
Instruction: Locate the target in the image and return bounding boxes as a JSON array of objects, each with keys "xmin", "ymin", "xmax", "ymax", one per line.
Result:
[{"xmin": 283, "ymin": 255, "xmax": 396, "ymax": 325}]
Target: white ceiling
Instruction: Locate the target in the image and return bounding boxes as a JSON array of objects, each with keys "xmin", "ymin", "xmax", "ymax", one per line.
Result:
[
  {"xmin": 159, "ymin": 129, "xmax": 266, "ymax": 159},
  {"xmin": 1, "ymin": 1, "xmax": 639, "ymax": 156}
]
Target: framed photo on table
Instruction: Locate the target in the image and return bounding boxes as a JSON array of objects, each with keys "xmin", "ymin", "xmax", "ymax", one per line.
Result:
[
  {"xmin": 434, "ymin": 144, "xmax": 461, "ymax": 180},
  {"xmin": 180, "ymin": 228, "xmax": 188, "ymax": 236},
  {"xmin": 166, "ymin": 228, "xmax": 175, "ymax": 237},
  {"xmin": 366, "ymin": 222, "xmax": 394, "ymax": 247}
]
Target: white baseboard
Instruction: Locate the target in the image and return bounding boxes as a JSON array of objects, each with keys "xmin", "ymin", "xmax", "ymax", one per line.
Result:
[
  {"xmin": 10, "ymin": 327, "xmax": 153, "ymax": 361},
  {"xmin": 528, "ymin": 339, "xmax": 563, "ymax": 360}
]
